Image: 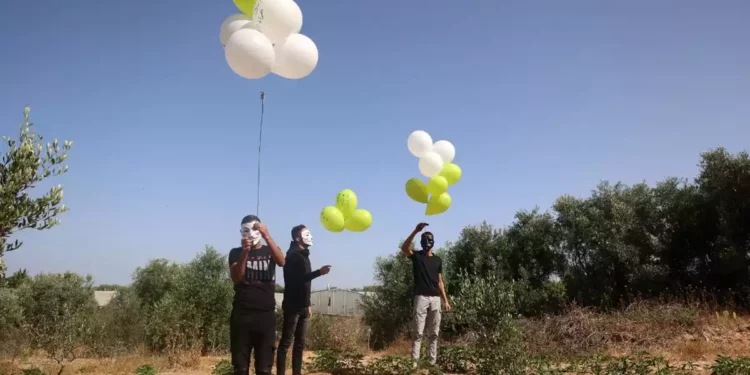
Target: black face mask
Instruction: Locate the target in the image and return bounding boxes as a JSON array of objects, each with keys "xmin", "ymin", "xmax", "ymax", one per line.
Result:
[{"xmin": 421, "ymin": 237, "xmax": 434, "ymax": 250}]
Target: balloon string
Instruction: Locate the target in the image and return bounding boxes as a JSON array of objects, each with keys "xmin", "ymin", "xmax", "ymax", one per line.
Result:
[{"xmin": 256, "ymin": 91, "xmax": 265, "ymax": 216}]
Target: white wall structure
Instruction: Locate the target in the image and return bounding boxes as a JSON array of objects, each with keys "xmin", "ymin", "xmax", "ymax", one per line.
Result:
[
  {"xmin": 94, "ymin": 291, "xmax": 118, "ymax": 307},
  {"xmin": 309, "ymin": 290, "xmax": 370, "ymax": 316}
]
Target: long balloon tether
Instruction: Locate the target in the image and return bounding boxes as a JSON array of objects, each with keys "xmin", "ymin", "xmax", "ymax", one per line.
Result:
[{"xmin": 256, "ymin": 91, "xmax": 265, "ymax": 216}]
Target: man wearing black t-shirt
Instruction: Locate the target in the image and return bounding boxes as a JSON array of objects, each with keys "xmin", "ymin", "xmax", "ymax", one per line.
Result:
[
  {"xmin": 276, "ymin": 224, "xmax": 331, "ymax": 375},
  {"xmin": 401, "ymin": 222, "xmax": 451, "ymax": 366},
  {"xmin": 228, "ymin": 215, "xmax": 286, "ymax": 375}
]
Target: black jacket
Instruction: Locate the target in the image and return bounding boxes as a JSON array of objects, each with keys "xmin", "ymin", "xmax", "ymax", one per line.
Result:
[{"xmin": 282, "ymin": 242, "xmax": 321, "ymax": 310}]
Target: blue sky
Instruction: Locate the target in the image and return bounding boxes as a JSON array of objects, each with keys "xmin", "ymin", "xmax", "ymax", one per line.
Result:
[{"xmin": 1, "ymin": 0, "xmax": 748, "ymax": 289}]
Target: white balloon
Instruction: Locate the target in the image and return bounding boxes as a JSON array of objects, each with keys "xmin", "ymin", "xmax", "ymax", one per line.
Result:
[
  {"xmin": 419, "ymin": 152, "xmax": 444, "ymax": 178},
  {"xmin": 253, "ymin": 0, "xmax": 303, "ymax": 44},
  {"xmin": 432, "ymin": 140, "xmax": 456, "ymax": 163},
  {"xmin": 272, "ymin": 34, "xmax": 319, "ymax": 79},
  {"xmin": 407, "ymin": 130, "xmax": 433, "ymax": 158},
  {"xmin": 225, "ymin": 28, "xmax": 275, "ymax": 79},
  {"xmin": 220, "ymin": 14, "xmax": 253, "ymax": 47},
  {"xmin": 288, "ymin": 1, "xmax": 303, "ymax": 34}
]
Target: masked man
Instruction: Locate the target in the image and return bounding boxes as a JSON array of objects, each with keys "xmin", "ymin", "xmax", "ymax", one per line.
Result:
[
  {"xmin": 276, "ymin": 225, "xmax": 331, "ymax": 375},
  {"xmin": 400, "ymin": 222, "xmax": 451, "ymax": 366},
  {"xmin": 228, "ymin": 215, "xmax": 286, "ymax": 375}
]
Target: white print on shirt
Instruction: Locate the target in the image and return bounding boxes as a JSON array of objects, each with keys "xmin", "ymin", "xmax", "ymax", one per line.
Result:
[{"xmin": 244, "ymin": 254, "xmax": 275, "ymax": 283}]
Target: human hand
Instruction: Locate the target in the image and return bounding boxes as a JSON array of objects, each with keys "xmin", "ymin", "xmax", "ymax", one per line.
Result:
[
  {"xmin": 415, "ymin": 223, "xmax": 429, "ymax": 232},
  {"xmin": 253, "ymin": 222, "xmax": 269, "ymax": 238},
  {"xmin": 443, "ymin": 301, "xmax": 452, "ymax": 312},
  {"xmin": 241, "ymin": 237, "xmax": 253, "ymax": 251},
  {"xmin": 320, "ymin": 265, "xmax": 332, "ymax": 275}
]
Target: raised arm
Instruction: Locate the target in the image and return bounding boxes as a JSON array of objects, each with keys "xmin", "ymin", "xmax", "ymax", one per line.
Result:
[
  {"xmin": 256, "ymin": 223, "xmax": 285, "ymax": 266},
  {"xmin": 401, "ymin": 222, "xmax": 428, "ymax": 257}
]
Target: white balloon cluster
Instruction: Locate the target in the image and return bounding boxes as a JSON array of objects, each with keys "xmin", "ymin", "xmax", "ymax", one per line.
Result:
[
  {"xmin": 220, "ymin": 0, "xmax": 319, "ymax": 80},
  {"xmin": 407, "ymin": 131, "xmax": 456, "ymax": 177}
]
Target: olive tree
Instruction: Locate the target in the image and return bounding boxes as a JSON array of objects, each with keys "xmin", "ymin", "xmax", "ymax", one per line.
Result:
[{"xmin": 0, "ymin": 107, "xmax": 72, "ymax": 271}]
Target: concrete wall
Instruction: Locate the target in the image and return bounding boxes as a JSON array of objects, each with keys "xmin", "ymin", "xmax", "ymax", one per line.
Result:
[
  {"xmin": 94, "ymin": 291, "xmax": 117, "ymax": 307},
  {"xmin": 309, "ymin": 290, "xmax": 367, "ymax": 316}
]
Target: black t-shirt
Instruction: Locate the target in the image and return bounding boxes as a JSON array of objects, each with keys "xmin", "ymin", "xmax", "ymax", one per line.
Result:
[
  {"xmin": 228, "ymin": 246, "xmax": 277, "ymax": 312},
  {"xmin": 409, "ymin": 250, "xmax": 442, "ymax": 297}
]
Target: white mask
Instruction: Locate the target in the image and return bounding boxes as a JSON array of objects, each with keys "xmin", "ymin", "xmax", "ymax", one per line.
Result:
[
  {"xmin": 240, "ymin": 221, "xmax": 262, "ymax": 245},
  {"xmin": 301, "ymin": 229, "xmax": 313, "ymax": 247}
]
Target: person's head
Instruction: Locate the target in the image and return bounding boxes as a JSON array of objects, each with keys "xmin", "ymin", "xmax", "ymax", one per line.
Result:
[
  {"xmin": 291, "ymin": 224, "xmax": 313, "ymax": 249},
  {"xmin": 420, "ymin": 231, "xmax": 434, "ymax": 251},
  {"xmin": 240, "ymin": 215, "xmax": 262, "ymax": 247}
]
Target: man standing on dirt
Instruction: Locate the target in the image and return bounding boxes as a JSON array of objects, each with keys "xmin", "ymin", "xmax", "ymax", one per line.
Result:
[
  {"xmin": 276, "ymin": 224, "xmax": 331, "ymax": 375},
  {"xmin": 401, "ymin": 222, "xmax": 452, "ymax": 366},
  {"xmin": 228, "ymin": 215, "xmax": 286, "ymax": 375}
]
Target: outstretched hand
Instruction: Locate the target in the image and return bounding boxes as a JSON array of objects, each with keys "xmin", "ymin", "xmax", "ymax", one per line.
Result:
[{"xmin": 415, "ymin": 222, "xmax": 429, "ymax": 233}]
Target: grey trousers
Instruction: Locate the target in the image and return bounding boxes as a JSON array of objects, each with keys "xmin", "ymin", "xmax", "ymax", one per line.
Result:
[{"xmin": 410, "ymin": 295, "xmax": 442, "ymax": 364}]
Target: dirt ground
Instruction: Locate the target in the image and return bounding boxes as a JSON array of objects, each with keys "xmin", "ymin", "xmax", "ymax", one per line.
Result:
[{"xmin": 3, "ymin": 352, "xmax": 336, "ymax": 375}]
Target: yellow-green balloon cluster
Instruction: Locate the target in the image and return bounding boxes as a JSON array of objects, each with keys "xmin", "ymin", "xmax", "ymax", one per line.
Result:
[
  {"xmin": 405, "ymin": 162, "xmax": 462, "ymax": 216},
  {"xmin": 320, "ymin": 189, "xmax": 373, "ymax": 233}
]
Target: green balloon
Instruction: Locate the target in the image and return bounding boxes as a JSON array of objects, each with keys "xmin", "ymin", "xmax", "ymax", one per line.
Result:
[
  {"xmin": 425, "ymin": 192, "xmax": 452, "ymax": 216},
  {"xmin": 335, "ymin": 189, "xmax": 358, "ymax": 218},
  {"xmin": 426, "ymin": 175, "xmax": 448, "ymax": 196},
  {"xmin": 344, "ymin": 209, "xmax": 373, "ymax": 232},
  {"xmin": 439, "ymin": 163, "xmax": 462, "ymax": 185},
  {"xmin": 320, "ymin": 206, "xmax": 345, "ymax": 232},
  {"xmin": 405, "ymin": 178, "xmax": 429, "ymax": 203}
]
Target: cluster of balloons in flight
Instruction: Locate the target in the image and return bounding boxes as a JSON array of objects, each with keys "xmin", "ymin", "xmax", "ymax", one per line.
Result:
[
  {"xmin": 319, "ymin": 131, "xmax": 461, "ymax": 233},
  {"xmin": 405, "ymin": 131, "xmax": 462, "ymax": 215},
  {"xmin": 319, "ymin": 190, "xmax": 373, "ymax": 233},
  {"xmin": 220, "ymin": 0, "xmax": 319, "ymax": 80}
]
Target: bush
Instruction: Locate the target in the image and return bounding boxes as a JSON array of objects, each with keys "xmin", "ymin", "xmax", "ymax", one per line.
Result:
[
  {"xmin": 143, "ymin": 247, "xmax": 233, "ymax": 355},
  {"xmin": 211, "ymin": 359, "xmax": 232, "ymax": 375},
  {"xmin": 16, "ymin": 273, "xmax": 97, "ymax": 374},
  {"xmin": 361, "ymin": 253, "xmax": 415, "ymax": 349},
  {"xmin": 513, "ymin": 280, "xmax": 567, "ymax": 316},
  {"xmin": 0, "ymin": 287, "xmax": 23, "ymax": 336},
  {"xmin": 134, "ymin": 364, "xmax": 157, "ymax": 375},
  {"xmin": 451, "ymin": 273, "xmax": 524, "ymax": 374},
  {"xmin": 436, "ymin": 345, "xmax": 475, "ymax": 374},
  {"xmin": 88, "ymin": 286, "xmax": 145, "ymax": 357},
  {"xmin": 711, "ymin": 356, "xmax": 750, "ymax": 375}
]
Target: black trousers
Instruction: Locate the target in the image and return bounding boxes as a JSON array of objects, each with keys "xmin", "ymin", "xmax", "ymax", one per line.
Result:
[
  {"xmin": 275, "ymin": 307, "xmax": 310, "ymax": 375},
  {"xmin": 230, "ymin": 309, "xmax": 276, "ymax": 375}
]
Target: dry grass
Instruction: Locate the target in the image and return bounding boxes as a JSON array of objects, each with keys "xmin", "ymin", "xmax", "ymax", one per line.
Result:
[
  {"xmin": 3, "ymin": 306, "xmax": 750, "ymax": 374},
  {"xmin": 2, "ymin": 354, "xmax": 330, "ymax": 375},
  {"xmin": 521, "ymin": 301, "xmax": 750, "ymax": 361},
  {"xmin": 306, "ymin": 315, "xmax": 369, "ymax": 353}
]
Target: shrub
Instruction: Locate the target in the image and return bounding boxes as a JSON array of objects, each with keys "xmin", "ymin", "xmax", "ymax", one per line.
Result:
[
  {"xmin": 711, "ymin": 355, "xmax": 750, "ymax": 375},
  {"xmin": 134, "ymin": 364, "xmax": 157, "ymax": 375},
  {"xmin": 88, "ymin": 286, "xmax": 145, "ymax": 357},
  {"xmin": 361, "ymin": 253, "xmax": 414, "ymax": 349},
  {"xmin": 308, "ymin": 350, "xmax": 366, "ymax": 375},
  {"xmin": 0, "ymin": 288, "xmax": 25, "ymax": 357},
  {"xmin": 436, "ymin": 345, "xmax": 475, "ymax": 374},
  {"xmin": 451, "ymin": 273, "xmax": 524, "ymax": 374},
  {"xmin": 17, "ymin": 273, "xmax": 97, "ymax": 375},
  {"xmin": 211, "ymin": 359, "xmax": 233, "ymax": 375},
  {"xmin": 143, "ymin": 247, "xmax": 232, "ymax": 355}
]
